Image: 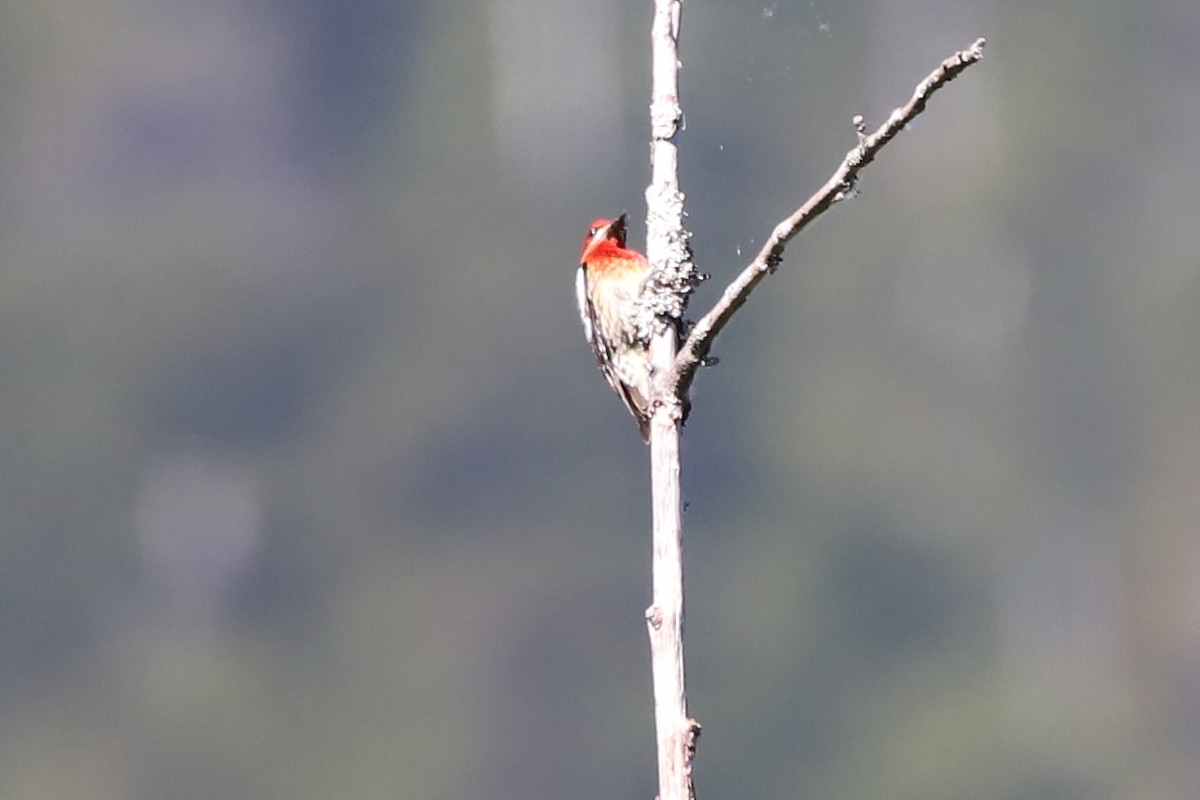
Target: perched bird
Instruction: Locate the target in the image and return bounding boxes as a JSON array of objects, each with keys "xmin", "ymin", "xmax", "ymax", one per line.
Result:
[{"xmin": 576, "ymin": 214, "xmax": 653, "ymax": 441}]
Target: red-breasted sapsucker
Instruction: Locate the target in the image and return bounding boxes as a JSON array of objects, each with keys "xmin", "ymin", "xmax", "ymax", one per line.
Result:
[{"xmin": 576, "ymin": 214, "xmax": 653, "ymax": 441}]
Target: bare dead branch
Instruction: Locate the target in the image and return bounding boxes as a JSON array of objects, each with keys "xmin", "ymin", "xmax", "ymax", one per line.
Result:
[
  {"xmin": 669, "ymin": 37, "xmax": 987, "ymax": 397},
  {"xmin": 643, "ymin": 3, "xmax": 696, "ymax": 800},
  {"xmin": 636, "ymin": 22, "xmax": 984, "ymax": 800}
]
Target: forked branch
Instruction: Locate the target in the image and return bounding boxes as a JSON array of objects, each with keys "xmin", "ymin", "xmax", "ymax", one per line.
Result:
[{"xmin": 639, "ymin": 20, "xmax": 985, "ymax": 800}]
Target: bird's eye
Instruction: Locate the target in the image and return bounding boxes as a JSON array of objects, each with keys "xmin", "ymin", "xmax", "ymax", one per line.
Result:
[{"xmin": 589, "ymin": 226, "xmax": 601, "ymax": 237}]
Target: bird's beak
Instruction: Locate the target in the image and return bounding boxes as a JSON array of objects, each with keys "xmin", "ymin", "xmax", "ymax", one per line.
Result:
[{"xmin": 611, "ymin": 213, "xmax": 628, "ymax": 237}]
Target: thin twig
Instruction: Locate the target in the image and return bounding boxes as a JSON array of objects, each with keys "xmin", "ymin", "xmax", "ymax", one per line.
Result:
[{"xmin": 669, "ymin": 37, "xmax": 987, "ymax": 396}]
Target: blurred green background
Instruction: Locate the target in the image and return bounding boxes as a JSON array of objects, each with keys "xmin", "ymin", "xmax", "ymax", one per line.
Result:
[{"xmin": 1, "ymin": 0, "xmax": 1198, "ymax": 798}]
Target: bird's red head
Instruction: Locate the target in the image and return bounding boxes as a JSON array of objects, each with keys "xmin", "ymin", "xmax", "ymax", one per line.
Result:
[{"xmin": 580, "ymin": 213, "xmax": 629, "ymax": 262}]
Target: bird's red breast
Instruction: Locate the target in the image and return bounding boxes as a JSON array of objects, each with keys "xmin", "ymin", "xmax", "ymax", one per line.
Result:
[
  {"xmin": 580, "ymin": 215, "xmax": 649, "ymax": 277},
  {"xmin": 578, "ymin": 215, "xmax": 650, "ymax": 342}
]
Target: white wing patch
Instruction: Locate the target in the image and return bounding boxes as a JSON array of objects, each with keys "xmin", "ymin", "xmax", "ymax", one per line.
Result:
[{"xmin": 575, "ymin": 265, "xmax": 593, "ymax": 347}]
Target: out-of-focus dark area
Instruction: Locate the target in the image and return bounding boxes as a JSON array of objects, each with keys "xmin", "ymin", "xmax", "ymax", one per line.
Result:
[{"xmin": 1, "ymin": 0, "xmax": 1197, "ymax": 797}]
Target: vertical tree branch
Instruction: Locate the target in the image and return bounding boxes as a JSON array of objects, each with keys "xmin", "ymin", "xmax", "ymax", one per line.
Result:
[
  {"xmin": 646, "ymin": 414, "xmax": 692, "ymax": 800},
  {"xmin": 644, "ymin": 3, "xmax": 699, "ymax": 800},
  {"xmin": 637, "ymin": 8, "xmax": 982, "ymax": 800}
]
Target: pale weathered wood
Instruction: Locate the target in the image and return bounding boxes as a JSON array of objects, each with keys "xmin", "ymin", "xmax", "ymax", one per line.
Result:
[
  {"xmin": 644, "ymin": 2, "xmax": 698, "ymax": 800},
  {"xmin": 637, "ymin": 6, "xmax": 984, "ymax": 799},
  {"xmin": 669, "ymin": 37, "xmax": 988, "ymax": 399}
]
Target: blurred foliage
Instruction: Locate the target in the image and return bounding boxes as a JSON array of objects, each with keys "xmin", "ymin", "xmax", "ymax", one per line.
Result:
[{"xmin": 0, "ymin": 0, "xmax": 1198, "ymax": 798}]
